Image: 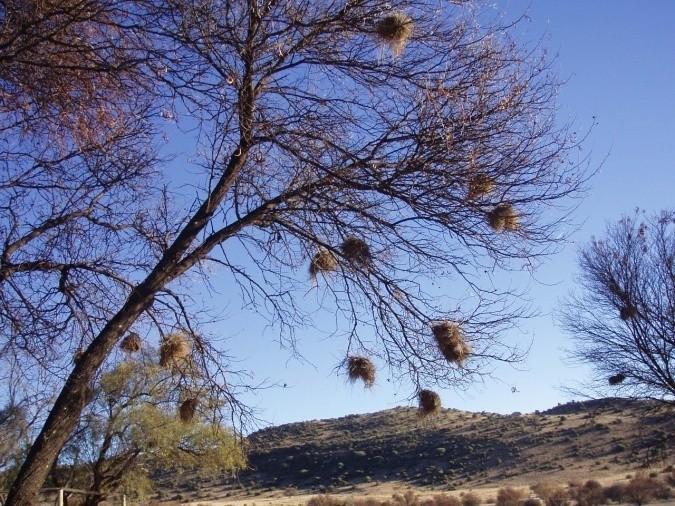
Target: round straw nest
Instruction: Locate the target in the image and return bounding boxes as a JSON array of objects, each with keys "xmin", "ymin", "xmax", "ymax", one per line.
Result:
[
  {"xmin": 468, "ymin": 173, "xmax": 495, "ymax": 199},
  {"xmin": 120, "ymin": 332, "xmax": 141, "ymax": 353},
  {"xmin": 619, "ymin": 305, "xmax": 637, "ymax": 321},
  {"xmin": 178, "ymin": 398, "xmax": 198, "ymax": 423},
  {"xmin": 431, "ymin": 321, "xmax": 471, "ymax": 367},
  {"xmin": 347, "ymin": 355, "xmax": 376, "ymax": 388},
  {"xmin": 487, "ymin": 203, "xmax": 519, "ymax": 232},
  {"xmin": 341, "ymin": 236, "xmax": 372, "ymax": 267},
  {"xmin": 375, "ymin": 12, "xmax": 413, "ymax": 56},
  {"xmin": 159, "ymin": 332, "xmax": 191, "ymax": 368},
  {"xmin": 309, "ymin": 248, "xmax": 338, "ymax": 279},
  {"xmin": 608, "ymin": 373, "xmax": 626, "ymax": 386},
  {"xmin": 418, "ymin": 389, "xmax": 441, "ymax": 417}
]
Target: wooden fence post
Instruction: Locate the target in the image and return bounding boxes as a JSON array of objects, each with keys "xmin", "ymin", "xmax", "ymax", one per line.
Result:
[
  {"xmin": 122, "ymin": 494, "xmax": 127, "ymax": 506},
  {"xmin": 57, "ymin": 489, "xmax": 64, "ymax": 506}
]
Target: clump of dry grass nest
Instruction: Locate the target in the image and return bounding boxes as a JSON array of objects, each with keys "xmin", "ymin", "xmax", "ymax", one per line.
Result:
[
  {"xmin": 467, "ymin": 173, "xmax": 495, "ymax": 199},
  {"xmin": 347, "ymin": 355, "xmax": 375, "ymax": 388},
  {"xmin": 418, "ymin": 389, "xmax": 441, "ymax": 417},
  {"xmin": 375, "ymin": 11, "xmax": 413, "ymax": 56},
  {"xmin": 608, "ymin": 373, "xmax": 626, "ymax": 386},
  {"xmin": 487, "ymin": 203, "xmax": 519, "ymax": 232},
  {"xmin": 341, "ymin": 236, "xmax": 371, "ymax": 267},
  {"xmin": 159, "ymin": 332, "xmax": 191, "ymax": 368},
  {"xmin": 431, "ymin": 321, "xmax": 471, "ymax": 367},
  {"xmin": 178, "ymin": 398, "xmax": 198, "ymax": 422},
  {"xmin": 309, "ymin": 248, "xmax": 338, "ymax": 278},
  {"xmin": 619, "ymin": 305, "xmax": 637, "ymax": 320},
  {"xmin": 120, "ymin": 332, "xmax": 141, "ymax": 353}
]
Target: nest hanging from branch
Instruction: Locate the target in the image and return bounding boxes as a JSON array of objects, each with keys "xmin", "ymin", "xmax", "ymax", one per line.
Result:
[
  {"xmin": 467, "ymin": 173, "xmax": 495, "ymax": 199},
  {"xmin": 347, "ymin": 356, "xmax": 376, "ymax": 388},
  {"xmin": 487, "ymin": 203, "xmax": 519, "ymax": 232},
  {"xmin": 178, "ymin": 398, "xmax": 198, "ymax": 422},
  {"xmin": 159, "ymin": 333, "xmax": 191, "ymax": 368},
  {"xmin": 418, "ymin": 389, "xmax": 441, "ymax": 416},
  {"xmin": 309, "ymin": 248, "xmax": 338, "ymax": 278},
  {"xmin": 619, "ymin": 305, "xmax": 637, "ymax": 321},
  {"xmin": 375, "ymin": 12, "xmax": 413, "ymax": 56},
  {"xmin": 120, "ymin": 332, "xmax": 141, "ymax": 353},
  {"xmin": 608, "ymin": 373, "xmax": 626, "ymax": 386},
  {"xmin": 431, "ymin": 321, "xmax": 471, "ymax": 367},
  {"xmin": 341, "ymin": 237, "xmax": 372, "ymax": 267}
]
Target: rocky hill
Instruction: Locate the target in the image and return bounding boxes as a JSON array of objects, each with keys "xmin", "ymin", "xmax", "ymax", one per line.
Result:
[{"xmin": 157, "ymin": 399, "xmax": 674, "ymax": 504}]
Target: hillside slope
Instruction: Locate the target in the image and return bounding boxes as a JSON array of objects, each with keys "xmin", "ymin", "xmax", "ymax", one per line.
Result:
[{"xmin": 158, "ymin": 399, "xmax": 674, "ymax": 504}]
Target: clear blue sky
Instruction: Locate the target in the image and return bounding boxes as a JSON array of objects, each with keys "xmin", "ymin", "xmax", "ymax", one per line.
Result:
[{"xmin": 201, "ymin": 1, "xmax": 675, "ymax": 428}]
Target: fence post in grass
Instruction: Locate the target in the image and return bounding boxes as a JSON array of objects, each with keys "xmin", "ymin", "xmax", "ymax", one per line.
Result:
[
  {"xmin": 122, "ymin": 494, "xmax": 127, "ymax": 506},
  {"xmin": 57, "ymin": 489, "xmax": 64, "ymax": 506}
]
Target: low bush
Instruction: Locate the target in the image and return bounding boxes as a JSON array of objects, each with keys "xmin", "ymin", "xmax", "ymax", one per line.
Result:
[
  {"xmin": 623, "ymin": 475, "xmax": 671, "ymax": 505},
  {"xmin": 571, "ymin": 480, "xmax": 606, "ymax": 506},
  {"xmin": 496, "ymin": 487, "xmax": 525, "ymax": 506},
  {"xmin": 603, "ymin": 483, "xmax": 626, "ymax": 503},
  {"xmin": 530, "ymin": 483, "xmax": 570, "ymax": 506},
  {"xmin": 522, "ymin": 500, "xmax": 542, "ymax": 506},
  {"xmin": 461, "ymin": 492, "xmax": 481, "ymax": 506}
]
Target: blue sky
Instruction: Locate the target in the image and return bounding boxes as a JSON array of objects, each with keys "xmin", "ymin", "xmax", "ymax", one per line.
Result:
[{"xmin": 200, "ymin": 1, "xmax": 675, "ymax": 428}]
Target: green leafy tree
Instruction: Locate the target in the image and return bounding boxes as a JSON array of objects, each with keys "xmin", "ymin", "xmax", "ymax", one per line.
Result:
[{"xmin": 52, "ymin": 359, "xmax": 245, "ymax": 506}]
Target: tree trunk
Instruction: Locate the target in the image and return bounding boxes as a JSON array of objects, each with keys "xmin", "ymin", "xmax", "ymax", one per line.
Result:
[{"xmin": 3, "ymin": 146, "xmax": 250, "ymax": 506}]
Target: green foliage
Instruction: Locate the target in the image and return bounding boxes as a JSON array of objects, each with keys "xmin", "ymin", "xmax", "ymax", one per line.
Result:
[
  {"xmin": 58, "ymin": 357, "xmax": 245, "ymax": 501},
  {"xmin": 0, "ymin": 405, "xmax": 29, "ymax": 489}
]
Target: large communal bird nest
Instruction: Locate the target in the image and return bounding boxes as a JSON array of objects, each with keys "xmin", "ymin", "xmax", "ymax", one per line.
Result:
[
  {"xmin": 347, "ymin": 355, "xmax": 376, "ymax": 388},
  {"xmin": 120, "ymin": 332, "xmax": 141, "ymax": 353},
  {"xmin": 487, "ymin": 203, "xmax": 519, "ymax": 232},
  {"xmin": 608, "ymin": 373, "xmax": 626, "ymax": 386},
  {"xmin": 431, "ymin": 321, "xmax": 471, "ymax": 367},
  {"xmin": 619, "ymin": 305, "xmax": 637, "ymax": 321},
  {"xmin": 159, "ymin": 333, "xmax": 190, "ymax": 368},
  {"xmin": 341, "ymin": 237, "xmax": 372, "ymax": 267},
  {"xmin": 178, "ymin": 398, "xmax": 198, "ymax": 422},
  {"xmin": 375, "ymin": 12, "xmax": 413, "ymax": 56},
  {"xmin": 418, "ymin": 389, "xmax": 441, "ymax": 417},
  {"xmin": 467, "ymin": 173, "xmax": 495, "ymax": 200},
  {"xmin": 309, "ymin": 248, "xmax": 338, "ymax": 278}
]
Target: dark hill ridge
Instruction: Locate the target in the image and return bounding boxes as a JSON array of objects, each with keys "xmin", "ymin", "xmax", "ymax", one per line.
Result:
[
  {"xmin": 159, "ymin": 399, "xmax": 673, "ymax": 503},
  {"xmin": 235, "ymin": 399, "xmax": 673, "ymax": 492}
]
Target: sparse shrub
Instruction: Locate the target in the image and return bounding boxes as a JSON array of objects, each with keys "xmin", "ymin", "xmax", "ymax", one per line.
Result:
[
  {"xmin": 571, "ymin": 480, "xmax": 606, "ymax": 506},
  {"xmin": 603, "ymin": 483, "xmax": 626, "ymax": 503},
  {"xmin": 522, "ymin": 500, "xmax": 542, "ymax": 506},
  {"xmin": 461, "ymin": 492, "xmax": 481, "ymax": 506},
  {"xmin": 623, "ymin": 475, "xmax": 671, "ymax": 505},
  {"xmin": 431, "ymin": 494, "xmax": 461, "ymax": 506},
  {"xmin": 496, "ymin": 487, "xmax": 525, "ymax": 506},
  {"xmin": 531, "ymin": 483, "xmax": 570, "ymax": 506}
]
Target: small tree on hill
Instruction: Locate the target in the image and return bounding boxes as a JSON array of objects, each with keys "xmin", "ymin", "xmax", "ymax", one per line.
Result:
[
  {"xmin": 561, "ymin": 210, "xmax": 675, "ymax": 403},
  {"xmin": 51, "ymin": 357, "xmax": 245, "ymax": 506}
]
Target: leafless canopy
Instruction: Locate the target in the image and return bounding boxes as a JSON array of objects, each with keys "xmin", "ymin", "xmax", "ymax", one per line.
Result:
[
  {"xmin": 1, "ymin": 1, "xmax": 590, "ymax": 504},
  {"xmin": 561, "ymin": 211, "xmax": 675, "ymax": 404}
]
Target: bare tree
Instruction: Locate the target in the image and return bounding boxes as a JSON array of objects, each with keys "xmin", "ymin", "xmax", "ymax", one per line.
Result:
[
  {"xmin": 1, "ymin": 1, "xmax": 591, "ymax": 504},
  {"xmin": 561, "ymin": 210, "xmax": 675, "ymax": 403}
]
